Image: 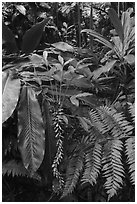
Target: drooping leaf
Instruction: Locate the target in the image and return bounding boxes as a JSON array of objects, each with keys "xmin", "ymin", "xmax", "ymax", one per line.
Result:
[
  {"xmin": 108, "ymin": 8, "xmax": 124, "ymax": 42},
  {"xmin": 18, "ymin": 86, "xmax": 45, "ymax": 175},
  {"xmin": 121, "ymin": 10, "xmax": 131, "ymax": 46},
  {"xmin": 81, "ymin": 29, "xmax": 114, "ymax": 49},
  {"xmin": 2, "ymin": 71, "xmax": 21, "ymax": 123},
  {"xmin": 51, "ymin": 42, "xmax": 74, "ymax": 52},
  {"xmin": 102, "ymin": 139, "xmax": 124, "ymax": 200},
  {"xmin": 22, "ymin": 18, "xmax": 50, "ymax": 54},
  {"xmin": 2, "ymin": 22, "xmax": 18, "ymax": 53},
  {"xmin": 125, "ymin": 137, "xmax": 135, "ymax": 185}
]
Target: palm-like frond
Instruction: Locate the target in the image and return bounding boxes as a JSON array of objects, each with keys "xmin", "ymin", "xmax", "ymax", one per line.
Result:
[
  {"xmin": 102, "ymin": 139, "xmax": 124, "ymax": 200},
  {"xmin": 18, "ymin": 86, "xmax": 45, "ymax": 175},
  {"xmin": 61, "ymin": 146, "xmax": 85, "ymax": 198},
  {"xmin": 125, "ymin": 137, "xmax": 135, "ymax": 185},
  {"xmin": 2, "ymin": 160, "xmax": 29, "ymax": 177},
  {"xmin": 128, "ymin": 102, "xmax": 135, "ymax": 123},
  {"xmin": 96, "ymin": 106, "xmax": 133, "ymax": 138},
  {"xmin": 82, "ymin": 138, "xmax": 102, "ymax": 185}
]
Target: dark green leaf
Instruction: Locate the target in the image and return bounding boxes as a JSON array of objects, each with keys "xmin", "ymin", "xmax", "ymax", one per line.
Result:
[
  {"xmin": 108, "ymin": 8, "xmax": 124, "ymax": 42},
  {"xmin": 22, "ymin": 18, "xmax": 49, "ymax": 54},
  {"xmin": 2, "ymin": 22, "xmax": 18, "ymax": 53},
  {"xmin": 18, "ymin": 86, "xmax": 45, "ymax": 175}
]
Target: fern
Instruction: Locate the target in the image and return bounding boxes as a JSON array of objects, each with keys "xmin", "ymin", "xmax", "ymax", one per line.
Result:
[
  {"xmin": 2, "ymin": 160, "xmax": 29, "ymax": 177},
  {"xmin": 128, "ymin": 102, "xmax": 135, "ymax": 123},
  {"xmin": 62, "ymin": 145, "xmax": 85, "ymax": 198},
  {"xmin": 96, "ymin": 106, "xmax": 133, "ymax": 138},
  {"xmin": 82, "ymin": 139, "xmax": 102, "ymax": 185},
  {"xmin": 102, "ymin": 139, "xmax": 124, "ymax": 200},
  {"xmin": 125, "ymin": 137, "xmax": 135, "ymax": 185}
]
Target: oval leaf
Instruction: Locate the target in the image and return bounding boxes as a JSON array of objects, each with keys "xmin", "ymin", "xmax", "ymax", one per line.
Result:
[
  {"xmin": 108, "ymin": 8, "xmax": 124, "ymax": 42},
  {"xmin": 124, "ymin": 54, "xmax": 135, "ymax": 65},
  {"xmin": 51, "ymin": 42, "xmax": 74, "ymax": 52},
  {"xmin": 22, "ymin": 18, "xmax": 49, "ymax": 54},
  {"xmin": 2, "ymin": 72, "xmax": 20, "ymax": 123},
  {"xmin": 18, "ymin": 86, "xmax": 45, "ymax": 175}
]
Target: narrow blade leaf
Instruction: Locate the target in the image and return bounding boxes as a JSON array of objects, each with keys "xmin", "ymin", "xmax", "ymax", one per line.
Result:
[
  {"xmin": 18, "ymin": 86, "xmax": 45, "ymax": 174},
  {"xmin": 81, "ymin": 29, "xmax": 114, "ymax": 49},
  {"xmin": 108, "ymin": 8, "xmax": 124, "ymax": 42}
]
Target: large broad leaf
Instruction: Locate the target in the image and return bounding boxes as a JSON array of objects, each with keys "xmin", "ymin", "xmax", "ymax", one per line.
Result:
[
  {"xmin": 108, "ymin": 8, "xmax": 124, "ymax": 43},
  {"xmin": 22, "ymin": 18, "xmax": 49, "ymax": 54},
  {"xmin": 92, "ymin": 60, "xmax": 117, "ymax": 80},
  {"xmin": 2, "ymin": 71, "xmax": 21, "ymax": 123},
  {"xmin": 18, "ymin": 86, "xmax": 45, "ymax": 175},
  {"xmin": 81, "ymin": 29, "xmax": 114, "ymax": 49},
  {"xmin": 51, "ymin": 42, "xmax": 74, "ymax": 52},
  {"xmin": 2, "ymin": 22, "xmax": 18, "ymax": 53}
]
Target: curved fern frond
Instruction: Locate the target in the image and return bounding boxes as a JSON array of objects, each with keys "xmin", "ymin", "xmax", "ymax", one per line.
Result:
[
  {"xmin": 102, "ymin": 139, "xmax": 124, "ymax": 200},
  {"xmin": 96, "ymin": 106, "xmax": 133, "ymax": 138},
  {"xmin": 125, "ymin": 137, "xmax": 135, "ymax": 185},
  {"xmin": 2, "ymin": 160, "xmax": 29, "ymax": 177},
  {"xmin": 18, "ymin": 86, "xmax": 45, "ymax": 175},
  {"xmin": 82, "ymin": 139, "xmax": 102, "ymax": 185},
  {"xmin": 61, "ymin": 146, "xmax": 85, "ymax": 198}
]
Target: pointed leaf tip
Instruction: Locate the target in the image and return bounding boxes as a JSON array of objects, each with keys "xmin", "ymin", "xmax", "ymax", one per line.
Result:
[{"xmin": 108, "ymin": 8, "xmax": 124, "ymax": 42}]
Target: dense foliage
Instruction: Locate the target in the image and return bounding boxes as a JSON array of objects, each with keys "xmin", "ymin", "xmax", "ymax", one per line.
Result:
[{"xmin": 2, "ymin": 2, "xmax": 135, "ymax": 202}]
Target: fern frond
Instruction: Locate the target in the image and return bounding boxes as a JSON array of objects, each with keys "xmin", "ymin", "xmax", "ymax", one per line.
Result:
[
  {"xmin": 102, "ymin": 139, "xmax": 124, "ymax": 200},
  {"xmin": 96, "ymin": 106, "xmax": 133, "ymax": 138},
  {"xmin": 61, "ymin": 147, "xmax": 85, "ymax": 198},
  {"xmin": 125, "ymin": 137, "xmax": 135, "ymax": 185},
  {"xmin": 89, "ymin": 108, "xmax": 106, "ymax": 134},
  {"xmin": 82, "ymin": 140, "xmax": 102, "ymax": 185},
  {"xmin": 2, "ymin": 160, "xmax": 29, "ymax": 177},
  {"xmin": 52, "ymin": 107, "xmax": 65, "ymax": 192},
  {"xmin": 128, "ymin": 103, "xmax": 135, "ymax": 123}
]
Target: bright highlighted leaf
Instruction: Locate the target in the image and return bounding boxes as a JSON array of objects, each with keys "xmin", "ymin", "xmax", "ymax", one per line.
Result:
[
  {"xmin": 2, "ymin": 71, "xmax": 21, "ymax": 123},
  {"xmin": 16, "ymin": 5, "xmax": 26, "ymax": 15},
  {"xmin": 51, "ymin": 42, "xmax": 74, "ymax": 52},
  {"xmin": 18, "ymin": 86, "xmax": 45, "ymax": 175}
]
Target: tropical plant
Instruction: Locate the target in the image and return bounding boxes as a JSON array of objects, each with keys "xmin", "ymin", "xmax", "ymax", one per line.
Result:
[{"xmin": 2, "ymin": 3, "xmax": 135, "ymax": 202}]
